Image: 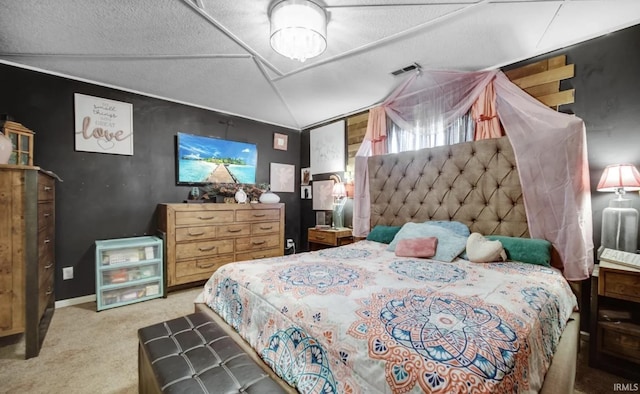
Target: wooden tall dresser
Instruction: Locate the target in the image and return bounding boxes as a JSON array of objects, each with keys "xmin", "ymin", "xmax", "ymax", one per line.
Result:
[
  {"xmin": 157, "ymin": 203, "xmax": 284, "ymax": 291},
  {"xmin": 0, "ymin": 165, "xmax": 56, "ymax": 358}
]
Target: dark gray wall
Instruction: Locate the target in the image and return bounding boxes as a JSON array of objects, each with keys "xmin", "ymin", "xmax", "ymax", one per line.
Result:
[{"xmin": 0, "ymin": 63, "xmax": 300, "ymax": 300}]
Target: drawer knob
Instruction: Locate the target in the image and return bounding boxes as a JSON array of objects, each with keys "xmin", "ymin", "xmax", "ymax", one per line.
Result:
[
  {"xmin": 43, "ymin": 186, "xmax": 52, "ymax": 191},
  {"xmin": 197, "ymin": 216, "xmax": 215, "ymax": 220},
  {"xmin": 197, "ymin": 262, "xmax": 215, "ymax": 269},
  {"xmin": 315, "ymin": 235, "xmax": 326, "ymax": 240},
  {"xmin": 198, "ymin": 245, "xmax": 216, "ymax": 252},
  {"xmin": 46, "ymin": 288, "xmax": 53, "ymax": 295},
  {"xmin": 253, "ymin": 255, "xmax": 266, "ymax": 259},
  {"xmin": 44, "ymin": 239, "xmax": 51, "ymax": 244},
  {"xmin": 44, "ymin": 263, "xmax": 53, "ymax": 269},
  {"xmin": 188, "ymin": 230, "xmax": 205, "ymax": 236},
  {"xmin": 252, "ymin": 240, "xmax": 266, "ymax": 245},
  {"xmin": 43, "ymin": 213, "xmax": 51, "ymax": 218},
  {"xmin": 260, "ymin": 226, "xmax": 273, "ymax": 230},
  {"xmin": 253, "ymin": 214, "xmax": 266, "ymax": 217},
  {"xmin": 227, "ymin": 228, "xmax": 242, "ymax": 233}
]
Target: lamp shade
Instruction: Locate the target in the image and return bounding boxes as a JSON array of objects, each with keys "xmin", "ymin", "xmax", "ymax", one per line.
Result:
[
  {"xmin": 269, "ymin": 0, "xmax": 327, "ymax": 62},
  {"xmin": 597, "ymin": 163, "xmax": 640, "ymax": 192}
]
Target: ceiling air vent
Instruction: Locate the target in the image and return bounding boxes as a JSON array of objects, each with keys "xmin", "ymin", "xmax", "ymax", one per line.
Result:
[{"xmin": 391, "ymin": 62, "xmax": 421, "ymax": 76}]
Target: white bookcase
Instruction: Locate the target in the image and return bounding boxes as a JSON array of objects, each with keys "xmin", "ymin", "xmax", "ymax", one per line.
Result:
[{"xmin": 95, "ymin": 236, "xmax": 164, "ymax": 311}]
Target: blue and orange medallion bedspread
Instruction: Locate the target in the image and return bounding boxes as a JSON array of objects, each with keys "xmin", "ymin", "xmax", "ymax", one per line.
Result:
[{"xmin": 203, "ymin": 240, "xmax": 577, "ymax": 394}]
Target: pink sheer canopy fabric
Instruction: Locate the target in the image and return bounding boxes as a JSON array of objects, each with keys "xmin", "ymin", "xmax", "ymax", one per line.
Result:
[
  {"xmin": 354, "ymin": 70, "xmax": 593, "ymax": 280},
  {"xmin": 472, "ymin": 81, "xmax": 503, "ymax": 139}
]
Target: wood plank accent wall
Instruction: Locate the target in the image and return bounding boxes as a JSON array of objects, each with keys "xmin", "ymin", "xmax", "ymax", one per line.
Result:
[
  {"xmin": 344, "ymin": 55, "xmax": 574, "ymax": 169},
  {"xmin": 346, "ymin": 111, "xmax": 368, "ymax": 176},
  {"xmin": 503, "ymin": 55, "xmax": 575, "ymax": 110}
]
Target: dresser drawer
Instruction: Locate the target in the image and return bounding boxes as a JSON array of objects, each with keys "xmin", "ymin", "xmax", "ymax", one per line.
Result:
[
  {"xmin": 38, "ymin": 269, "xmax": 54, "ymax": 318},
  {"xmin": 598, "ymin": 321, "xmax": 640, "ymax": 364},
  {"xmin": 599, "ymin": 268, "xmax": 640, "ymax": 303},
  {"xmin": 236, "ymin": 209, "xmax": 281, "ymax": 222},
  {"xmin": 175, "ymin": 226, "xmax": 217, "ymax": 242},
  {"xmin": 37, "ymin": 174, "xmax": 55, "ymax": 202},
  {"xmin": 251, "ymin": 221, "xmax": 279, "ymax": 235},
  {"xmin": 236, "ymin": 248, "xmax": 282, "ymax": 262},
  {"xmin": 175, "ymin": 210, "xmax": 234, "ymax": 226},
  {"xmin": 308, "ymin": 230, "xmax": 338, "ymax": 245},
  {"xmin": 175, "ymin": 239, "xmax": 234, "ymax": 259},
  {"xmin": 37, "ymin": 227, "xmax": 54, "ymax": 261},
  {"xmin": 175, "ymin": 256, "xmax": 234, "ymax": 281},
  {"xmin": 217, "ymin": 224, "xmax": 251, "ymax": 238},
  {"xmin": 235, "ymin": 234, "xmax": 280, "ymax": 252},
  {"xmin": 38, "ymin": 202, "xmax": 54, "ymax": 231}
]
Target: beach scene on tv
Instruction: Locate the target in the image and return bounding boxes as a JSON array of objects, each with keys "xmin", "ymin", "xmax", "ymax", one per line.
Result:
[{"xmin": 178, "ymin": 132, "xmax": 257, "ymax": 184}]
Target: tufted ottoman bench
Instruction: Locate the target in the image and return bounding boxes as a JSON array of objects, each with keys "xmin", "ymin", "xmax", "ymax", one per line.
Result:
[{"xmin": 138, "ymin": 312, "xmax": 291, "ymax": 393}]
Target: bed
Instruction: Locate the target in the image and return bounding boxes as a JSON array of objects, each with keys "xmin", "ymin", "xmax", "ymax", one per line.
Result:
[{"xmin": 196, "ymin": 136, "xmax": 580, "ymax": 393}]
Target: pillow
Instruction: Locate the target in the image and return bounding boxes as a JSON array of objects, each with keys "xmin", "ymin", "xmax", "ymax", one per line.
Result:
[
  {"xmin": 465, "ymin": 232, "xmax": 506, "ymax": 263},
  {"xmin": 426, "ymin": 220, "xmax": 471, "ymax": 237},
  {"xmin": 387, "ymin": 223, "xmax": 467, "ymax": 262},
  {"xmin": 366, "ymin": 225, "xmax": 402, "ymax": 244},
  {"xmin": 395, "ymin": 237, "xmax": 438, "ymax": 258},
  {"xmin": 485, "ymin": 235, "xmax": 552, "ymax": 267}
]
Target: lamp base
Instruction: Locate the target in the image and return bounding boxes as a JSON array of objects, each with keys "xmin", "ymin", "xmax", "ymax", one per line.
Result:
[{"xmin": 601, "ymin": 204, "xmax": 638, "ymax": 253}]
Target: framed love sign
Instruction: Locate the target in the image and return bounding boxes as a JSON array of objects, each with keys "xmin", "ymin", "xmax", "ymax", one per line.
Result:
[{"xmin": 74, "ymin": 93, "xmax": 134, "ymax": 155}]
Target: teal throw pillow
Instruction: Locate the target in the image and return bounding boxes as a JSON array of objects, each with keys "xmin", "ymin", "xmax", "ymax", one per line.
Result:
[
  {"xmin": 366, "ymin": 225, "xmax": 402, "ymax": 244},
  {"xmin": 387, "ymin": 222, "xmax": 468, "ymax": 262},
  {"xmin": 485, "ymin": 235, "xmax": 552, "ymax": 267}
]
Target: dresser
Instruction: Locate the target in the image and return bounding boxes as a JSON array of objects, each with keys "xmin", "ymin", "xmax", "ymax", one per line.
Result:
[
  {"xmin": 0, "ymin": 165, "xmax": 56, "ymax": 358},
  {"xmin": 308, "ymin": 227, "xmax": 353, "ymax": 251},
  {"xmin": 157, "ymin": 203, "xmax": 284, "ymax": 290},
  {"xmin": 589, "ymin": 261, "xmax": 640, "ymax": 381}
]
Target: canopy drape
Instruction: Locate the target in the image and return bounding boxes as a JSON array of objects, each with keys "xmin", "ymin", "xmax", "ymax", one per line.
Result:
[{"xmin": 354, "ymin": 70, "xmax": 593, "ymax": 280}]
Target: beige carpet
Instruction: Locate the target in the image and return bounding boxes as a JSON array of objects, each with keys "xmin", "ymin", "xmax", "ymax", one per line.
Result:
[
  {"xmin": 0, "ymin": 287, "xmax": 202, "ymax": 394},
  {"xmin": 0, "ymin": 288, "xmax": 632, "ymax": 394}
]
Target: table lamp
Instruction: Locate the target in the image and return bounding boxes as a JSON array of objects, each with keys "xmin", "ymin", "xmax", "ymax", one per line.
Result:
[
  {"xmin": 597, "ymin": 163, "xmax": 640, "ymax": 252},
  {"xmin": 331, "ymin": 174, "xmax": 347, "ymax": 228}
]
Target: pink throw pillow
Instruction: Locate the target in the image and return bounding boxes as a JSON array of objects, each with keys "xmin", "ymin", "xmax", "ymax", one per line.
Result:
[{"xmin": 395, "ymin": 237, "xmax": 438, "ymax": 258}]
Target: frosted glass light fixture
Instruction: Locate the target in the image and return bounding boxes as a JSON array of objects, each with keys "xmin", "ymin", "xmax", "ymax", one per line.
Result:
[
  {"xmin": 269, "ymin": 0, "xmax": 327, "ymax": 62},
  {"xmin": 597, "ymin": 163, "xmax": 640, "ymax": 252}
]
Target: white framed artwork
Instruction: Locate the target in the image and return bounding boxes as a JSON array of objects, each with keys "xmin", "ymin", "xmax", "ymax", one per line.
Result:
[
  {"xmin": 301, "ymin": 185, "xmax": 311, "ymax": 199},
  {"xmin": 270, "ymin": 163, "xmax": 295, "ymax": 192},
  {"xmin": 74, "ymin": 93, "xmax": 133, "ymax": 155},
  {"xmin": 312, "ymin": 180, "xmax": 334, "ymax": 210},
  {"xmin": 310, "ymin": 120, "xmax": 345, "ymax": 175}
]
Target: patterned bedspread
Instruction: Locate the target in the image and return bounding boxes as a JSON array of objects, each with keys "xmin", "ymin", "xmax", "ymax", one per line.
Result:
[{"xmin": 203, "ymin": 240, "xmax": 577, "ymax": 394}]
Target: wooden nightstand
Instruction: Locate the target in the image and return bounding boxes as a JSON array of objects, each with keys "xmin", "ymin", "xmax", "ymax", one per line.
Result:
[
  {"xmin": 589, "ymin": 260, "xmax": 640, "ymax": 381},
  {"xmin": 308, "ymin": 228, "xmax": 353, "ymax": 251}
]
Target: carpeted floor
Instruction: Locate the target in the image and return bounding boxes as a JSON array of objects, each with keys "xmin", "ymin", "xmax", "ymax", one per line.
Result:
[{"xmin": 0, "ymin": 287, "xmax": 633, "ymax": 393}]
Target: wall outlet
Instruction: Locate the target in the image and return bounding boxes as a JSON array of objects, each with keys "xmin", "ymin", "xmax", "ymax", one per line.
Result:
[
  {"xmin": 286, "ymin": 239, "xmax": 295, "ymax": 249},
  {"xmin": 62, "ymin": 266, "xmax": 74, "ymax": 280}
]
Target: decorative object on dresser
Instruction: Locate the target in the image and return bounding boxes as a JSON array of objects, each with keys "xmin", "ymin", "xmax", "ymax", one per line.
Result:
[
  {"xmin": 597, "ymin": 163, "xmax": 640, "ymax": 253},
  {"xmin": 307, "ymin": 227, "xmax": 353, "ymax": 251},
  {"xmin": 589, "ymin": 260, "xmax": 640, "ymax": 381},
  {"xmin": 157, "ymin": 203, "xmax": 284, "ymax": 290},
  {"xmin": 95, "ymin": 236, "xmax": 164, "ymax": 311},
  {"xmin": 0, "ymin": 165, "xmax": 56, "ymax": 358},
  {"xmin": 330, "ymin": 174, "xmax": 346, "ymax": 228},
  {"xmin": 0, "ymin": 120, "xmax": 34, "ymax": 166}
]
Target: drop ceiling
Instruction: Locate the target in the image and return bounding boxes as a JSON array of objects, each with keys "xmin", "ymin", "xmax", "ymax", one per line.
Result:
[{"xmin": 0, "ymin": 0, "xmax": 638, "ymax": 130}]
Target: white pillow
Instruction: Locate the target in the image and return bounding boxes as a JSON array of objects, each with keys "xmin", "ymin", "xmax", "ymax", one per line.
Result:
[{"xmin": 465, "ymin": 232, "xmax": 507, "ymax": 263}]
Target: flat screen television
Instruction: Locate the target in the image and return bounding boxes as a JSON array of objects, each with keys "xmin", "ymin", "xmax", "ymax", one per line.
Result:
[{"xmin": 176, "ymin": 132, "xmax": 258, "ymax": 185}]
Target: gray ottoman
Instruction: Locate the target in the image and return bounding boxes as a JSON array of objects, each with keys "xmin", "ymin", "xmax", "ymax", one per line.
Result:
[{"xmin": 138, "ymin": 312, "xmax": 289, "ymax": 393}]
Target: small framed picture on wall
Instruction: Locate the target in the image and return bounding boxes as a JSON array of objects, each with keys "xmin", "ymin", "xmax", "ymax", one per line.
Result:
[
  {"xmin": 301, "ymin": 185, "xmax": 311, "ymax": 199},
  {"xmin": 273, "ymin": 133, "xmax": 288, "ymax": 151}
]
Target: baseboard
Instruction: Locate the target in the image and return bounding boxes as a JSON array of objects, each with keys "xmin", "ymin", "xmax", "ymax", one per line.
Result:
[{"xmin": 55, "ymin": 294, "xmax": 96, "ymax": 309}]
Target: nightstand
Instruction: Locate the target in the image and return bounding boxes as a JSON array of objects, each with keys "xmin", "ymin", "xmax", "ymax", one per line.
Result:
[
  {"xmin": 589, "ymin": 260, "xmax": 640, "ymax": 381},
  {"xmin": 308, "ymin": 228, "xmax": 353, "ymax": 251}
]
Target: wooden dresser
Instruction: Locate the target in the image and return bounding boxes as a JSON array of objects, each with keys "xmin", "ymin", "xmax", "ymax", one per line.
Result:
[
  {"xmin": 157, "ymin": 203, "xmax": 284, "ymax": 290},
  {"xmin": 0, "ymin": 165, "xmax": 56, "ymax": 358}
]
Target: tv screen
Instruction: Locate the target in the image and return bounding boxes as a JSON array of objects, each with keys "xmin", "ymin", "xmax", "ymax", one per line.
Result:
[{"xmin": 176, "ymin": 132, "xmax": 257, "ymax": 185}]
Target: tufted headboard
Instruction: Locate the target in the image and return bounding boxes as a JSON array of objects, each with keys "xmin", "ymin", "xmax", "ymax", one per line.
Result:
[{"xmin": 368, "ymin": 136, "xmax": 529, "ymax": 237}]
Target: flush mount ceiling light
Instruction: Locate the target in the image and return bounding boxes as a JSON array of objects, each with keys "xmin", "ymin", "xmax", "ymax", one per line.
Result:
[{"xmin": 269, "ymin": 0, "xmax": 327, "ymax": 62}]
